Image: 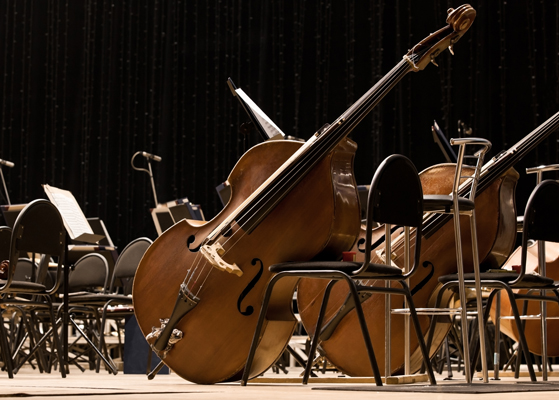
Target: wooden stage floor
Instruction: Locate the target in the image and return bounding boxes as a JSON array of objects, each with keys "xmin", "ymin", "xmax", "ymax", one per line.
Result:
[{"xmin": 2, "ymin": 366, "xmax": 559, "ymax": 399}]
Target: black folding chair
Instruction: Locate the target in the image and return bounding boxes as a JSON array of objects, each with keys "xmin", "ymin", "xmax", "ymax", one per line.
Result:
[
  {"xmin": 434, "ymin": 179, "xmax": 559, "ymax": 382},
  {"xmin": 241, "ymin": 154, "xmax": 436, "ymax": 386},
  {"xmin": 0, "ymin": 200, "xmax": 66, "ymax": 377},
  {"xmin": 60, "ymin": 237, "xmax": 152, "ymax": 373}
]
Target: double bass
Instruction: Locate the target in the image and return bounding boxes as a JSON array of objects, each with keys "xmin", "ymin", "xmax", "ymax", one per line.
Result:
[
  {"xmin": 132, "ymin": 4, "xmax": 477, "ymax": 384},
  {"xmin": 297, "ymin": 114, "xmax": 559, "ymax": 376}
]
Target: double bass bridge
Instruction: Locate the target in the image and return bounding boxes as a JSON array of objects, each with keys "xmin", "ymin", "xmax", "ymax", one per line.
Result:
[{"xmin": 200, "ymin": 242, "xmax": 243, "ymax": 277}]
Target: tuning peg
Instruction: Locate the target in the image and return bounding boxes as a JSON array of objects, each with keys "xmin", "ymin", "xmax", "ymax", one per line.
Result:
[
  {"xmin": 448, "ymin": 44, "xmax": 455, "ymax": 55},
  {"xmin": 430, "ymin": 54, "xmax": 439, "ymax": 67}
]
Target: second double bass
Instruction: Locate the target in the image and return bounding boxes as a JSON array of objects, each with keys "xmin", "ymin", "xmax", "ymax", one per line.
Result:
[
  {"xmin": 297, "ymin": 166, "xmax": 518, "ymax": 376},
  {"xmin": 297, "ymin": 113, "xmax": 559, "ymax": 377}
]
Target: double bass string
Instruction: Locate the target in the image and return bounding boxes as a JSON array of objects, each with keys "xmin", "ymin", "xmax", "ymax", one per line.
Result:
[
  {"xmin": 179, "ymin": 54, "xmax": 419, "ymax": 297},
  {"xmin": 477, "ymin": 111, "xmax": 559, "ymax": 195},
  {"xmin": 186, "ymin": 47, "xmax": 501, "ymax": 298},
  {"xmin": 212, "ymin": 59, "xmax": 412, "ymax": 248}
]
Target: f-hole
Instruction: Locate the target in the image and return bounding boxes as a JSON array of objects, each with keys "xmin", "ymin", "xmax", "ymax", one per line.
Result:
[
  {"xmin": 186, "ymin": 235, "xmax": 201, "ymax": 252},
  {"xmin": 410, "ymin": 261, "xmax": 435, "ymax": 296},
  {"xmin": 357, "ymin": 238, "xmax": 366, "ymax": 253},
  {"xmin": 237, "ymin": 258, "xmax": 264, "ymax": 316}
]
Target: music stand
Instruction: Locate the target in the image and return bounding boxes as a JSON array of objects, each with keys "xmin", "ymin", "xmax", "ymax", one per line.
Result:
[
  {"xmin": 151, "ymin": 197, "xmax": 205, "ymax": 236},
  {"xmin": 227, "ymin": 78, "xmax": 286, "ymax": 141},
  {"xmin": 43, "ymin": 184, "xmax": 107, "ymax": 372},
  {"xmin": 216, "ymin": 181, "xmax": 232, "ymax": 207},
  {"xmin": 432, "ymin": 120, "xmax": 458, "ymax": 163},
  {"xmin": 151, "ymin": 205, "xmax": 176, "ymax": 235}
]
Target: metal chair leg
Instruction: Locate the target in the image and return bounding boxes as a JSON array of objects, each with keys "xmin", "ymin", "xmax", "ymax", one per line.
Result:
[
  {"xmin": 344, "ymin": 276, "xmax": 383, "ymax": 386},
  {"xmin": 401, "ymin": 282, "xmax": 436, "ymax": 385},
  {"xmin": 502, "ymin": 285, "xmax": 537, "ymax": 381},
  {"xmin": 444, "ymin": 337, "xmax": 453, "ymax": 379},
  {"xmin": 240, "ymin": 273, "xmax": 285, "ymax": 386},
  {"xmin": 302, "ymin": 280, "xmax": 336, "ymax": 384},
  {"xmin": 469, "ymin": 211, "xmax": 488, "ymax": 382},
  {"xmin": 23, "ymin": 311, "xmax": 47, "ymax": 373},
  {"xmin": 451, "ymin": 203, "xmax": 472, "ymax": 383},
  {"xmin": 0, "ymin": 310, "xmax": 14, "ymax": 378},
  {"xmin": 48, "ymin": 301, "xmax": 67, "ymax": 378},
  {"xmin": 493, "ymin": 291, "xmax": 501, "ymax": 380}
]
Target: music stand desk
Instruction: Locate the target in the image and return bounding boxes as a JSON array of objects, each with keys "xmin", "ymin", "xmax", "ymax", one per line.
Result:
[{"xmin": 0, "ymin": 203, "xmax": 27, "ymax": 228}]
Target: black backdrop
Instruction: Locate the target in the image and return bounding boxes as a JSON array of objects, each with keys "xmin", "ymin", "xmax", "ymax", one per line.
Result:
[{"xmin": 1, "ymin": 0, "xmax": 558, "ymax": 250}]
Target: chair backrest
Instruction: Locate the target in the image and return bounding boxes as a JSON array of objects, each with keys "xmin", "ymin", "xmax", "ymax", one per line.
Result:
[
  {"xmin": 109, "ymin": 237, "xmax": 152, "ymax": 294},
  {"xmin": 516, "ymin": 164, "xmax": 559, "ymax": 233},
  {"xmin": 68, "ymin": 253, "xmax": 109, "ymax": 293},
  {"xmin": 449, "ymin": 137, "xmax": 491, "ymax": 201},
  {"xmin": 523, "ymin": 180, "xmax": 559, "ymax": 244},
  {"xmin": 13, "ymin": 258, "xmax": 36, "ymax": 282},
  {"xmin": 8, "ymin": 199, "xmax": 66, "ymax": 292},
  {"xmin": 361, "ymin": 154, "xmax": 423, "ymax": 275},
  {"xmin": 9, "ymin": 258, "xmax": 54, "ymax": 299},
  {"xmin": 517, "ymin": 179, "xmax": 559, "ymax": 283}
]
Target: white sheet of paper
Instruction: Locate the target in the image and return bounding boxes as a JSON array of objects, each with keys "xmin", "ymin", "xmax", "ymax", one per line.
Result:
[{"xmin": 43, "ymin": 184, "xmax": 94, "ymax": 240}]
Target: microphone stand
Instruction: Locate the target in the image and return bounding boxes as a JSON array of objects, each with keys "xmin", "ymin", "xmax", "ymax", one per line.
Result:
[
  {"xmin": 131, "ymin": 150, "xmax": 170, "ymax": 377},
  {"xmin": 131, "ymin": 151, "xmax": 158, "ymax": 206},
  {"xmin": 0, "ymin": 166, "xmax": 11, "ymax": 205}
]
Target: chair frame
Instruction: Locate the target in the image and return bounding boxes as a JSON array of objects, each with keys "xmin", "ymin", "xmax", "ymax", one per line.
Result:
[
  {"xmin": 98, "ymin": 237, "xmax": 152, "ymax": 372},
  {"xmin": 477, "ymin": 179, "xmax": 559, "ymax": 382},
  {"xmin": 491, "ymin": 164, "xmax": 559, "ymax": 380},
  {"xmin": 0, "ymin": 226, "xmax": 14, "ymax": 376},
  {"xmin": 419, "ymin": 137, "xmax": 491, "ymax": 383},
  {"xmin": 61, "ymin": 253, "xmax": 115, "ymax": 372}
]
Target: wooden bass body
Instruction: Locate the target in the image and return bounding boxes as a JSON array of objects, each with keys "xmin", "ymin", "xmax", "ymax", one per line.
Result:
[
  {"xmin": 296, "ymin": 165, "xmax": 518, "ymax": 377},
  {"xmin": 133, "ymin": 138, "xmax": 360, "ymax": 384},
  {"xmin": 490, "ymin": 241, "xmax": 559, "ymax": 356}
]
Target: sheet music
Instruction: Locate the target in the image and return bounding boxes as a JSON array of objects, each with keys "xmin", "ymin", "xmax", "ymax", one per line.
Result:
[
  {"xmin": 43, "ymin": 184, "xmax": 103, "ymax": 243},
  {"xmin": 235, "ymin": 88, "xmax": 285, "ymax": 139}
]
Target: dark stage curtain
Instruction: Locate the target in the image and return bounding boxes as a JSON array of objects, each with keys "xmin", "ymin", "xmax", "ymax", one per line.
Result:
[{"xmin": 1, "ymin": 0, "xmax": 558, "ymax": 249}]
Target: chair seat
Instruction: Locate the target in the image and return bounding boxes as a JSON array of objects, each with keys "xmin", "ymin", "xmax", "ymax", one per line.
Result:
[
  {"xmin": 0, "ymin": 279, "xmax": 46, "ymax": 293},
  {"xmin": 423, "ymin": 194, "xmax": 475, "ymax": 213},
  {"xmin": 270, "ymin": 261, "xmax": 403, "ymax": 277},
  {"xmin": 439, "ymin": 271, "xmax": 555, "ymax": 288}
]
